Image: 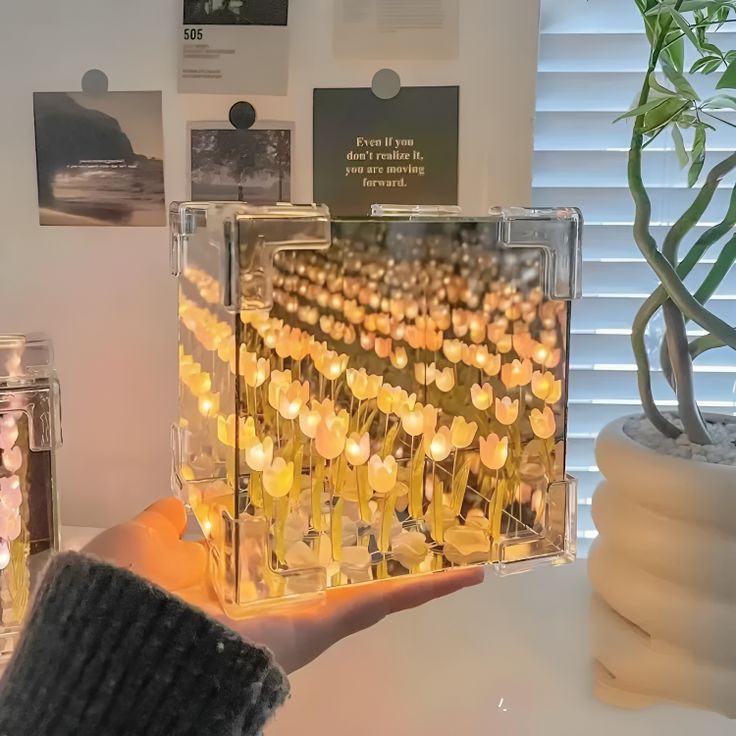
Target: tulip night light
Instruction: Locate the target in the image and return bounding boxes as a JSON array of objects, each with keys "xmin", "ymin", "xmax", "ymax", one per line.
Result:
[{"xmin": 171, "ymin": 202, "xmax": 580, "ymax": 615}]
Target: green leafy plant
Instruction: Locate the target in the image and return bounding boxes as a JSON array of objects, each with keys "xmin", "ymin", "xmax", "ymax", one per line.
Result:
[{"xmin": 619, "ymin": 0, "xmax": 736, "ymax": 444}]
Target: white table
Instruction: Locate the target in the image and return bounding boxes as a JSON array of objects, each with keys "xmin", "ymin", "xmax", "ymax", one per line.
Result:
[{"xmin": 62, "ymin": 527, "xmax": 734, "ymax": 735}]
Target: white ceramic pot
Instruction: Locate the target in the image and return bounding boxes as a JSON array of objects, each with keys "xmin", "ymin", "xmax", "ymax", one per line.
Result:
[{"xmin": 589, "ymin": 415, "xmax": 736, "ymax": 718}]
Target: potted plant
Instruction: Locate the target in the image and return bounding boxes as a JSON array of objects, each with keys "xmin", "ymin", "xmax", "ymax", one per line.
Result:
[{"xmin": 589, "ymin": 0, "xmax": 736, "ymax": 717}]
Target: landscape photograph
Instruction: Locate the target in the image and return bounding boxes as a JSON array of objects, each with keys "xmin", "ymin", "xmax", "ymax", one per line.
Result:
[{"xmin": 33, "ymin": 91, "xmax": 165, "ymax": 227}]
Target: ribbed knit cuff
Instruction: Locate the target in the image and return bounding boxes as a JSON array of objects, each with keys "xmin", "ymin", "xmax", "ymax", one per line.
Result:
[{"xmin": 0, "ymin": 552, "xmax": 289, "ymax": 736}]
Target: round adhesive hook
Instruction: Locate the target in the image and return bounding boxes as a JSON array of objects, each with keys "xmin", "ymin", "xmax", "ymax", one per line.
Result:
[
  {"xmin": 371, "ymin": 68, "xmax": 401, "ymax": 100},
  {"xmin": 81, "ymin": 69, "xmax": 109, "ymax": 95},
  {"xmin": 229, "ymin": 101, "xmax": 257, "ymax": 130}
]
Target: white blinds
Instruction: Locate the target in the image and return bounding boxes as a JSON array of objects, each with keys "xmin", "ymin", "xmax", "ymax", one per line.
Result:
[{"xmin": 534, "ymin": 0, "xmax": 736, "ymax": 555}]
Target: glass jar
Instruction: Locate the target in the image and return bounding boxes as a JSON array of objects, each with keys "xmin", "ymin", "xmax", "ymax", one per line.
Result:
[{"xmin": 0, "ymin": 335, "xmax": 61, "ymax": 662}]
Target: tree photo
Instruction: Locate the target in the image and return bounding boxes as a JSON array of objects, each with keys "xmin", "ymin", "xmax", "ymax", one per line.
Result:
[{"xmin": 190, "ymin": 127, "xmax": 291, "ymax": 202}]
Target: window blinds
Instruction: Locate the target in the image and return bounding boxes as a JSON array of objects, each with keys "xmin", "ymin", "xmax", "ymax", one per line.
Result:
[{"xmin": 534, "ymin": 0, "xmax": 736, "ymax": 555}]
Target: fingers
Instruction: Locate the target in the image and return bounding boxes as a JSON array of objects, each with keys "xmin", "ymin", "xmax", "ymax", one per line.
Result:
[
  {"xmin": 84, "ymin": 519, "xmax": 208, "ymax": 591},
  {"xmin": 134, "ymin": 498, "xmax": 189, "ymax": 541},
  {"xmin": 385, "ymin": 566, "xmax": 485, "ymax": 614},
  {"xmin": 328, "ymin": 566, "xmax": 485, "ymax": 639}
]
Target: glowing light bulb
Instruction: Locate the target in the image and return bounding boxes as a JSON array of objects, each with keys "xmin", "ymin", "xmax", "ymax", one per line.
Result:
[
  {"xmin": 198, "ymin": 393, "xmax": 219, "ymax": 418},
  {"xmin": 532, "ymin": 343, "xmax": 550, "ymax": 365},
  {"xmin": 345, "ymin": 432, "xmax": 370, "ymax": 466},
  {"xmin": 426, "ymin": 426, "xmax": 452, "ymax": 462},
  {"xmin": 245, "ymin": 437, "xmax": 274, "ymax": 472},
  {"xmin": 471, "ymin": 383, "xmax": 494, "ymax": 411},
  {"xmin": 390, "ymin": 347, "xmax": 408, "ymax": 369}
]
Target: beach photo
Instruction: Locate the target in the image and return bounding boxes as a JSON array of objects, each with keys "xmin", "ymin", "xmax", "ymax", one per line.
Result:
[
  {"xmin": 33, "ymin": 91, "xmax": 165, "ymax": 227},
  {"xmin": 184, "ymin": 0, "xmax": 288, "ymax": 26},
  {"xmin": 190, "ymin": 125, "xmax": 292, "ymax": 202}
]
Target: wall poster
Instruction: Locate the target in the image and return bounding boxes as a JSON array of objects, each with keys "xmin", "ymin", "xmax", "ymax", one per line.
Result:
[
  {"xmin": 179, "ymin": 1, "xmax": 290, "ymax": 94},
  {"xmin": 313, "ymin": 86, "xmax": 459, "ymax": 216},
  {"xmin": 334, "ymin": 0, "xmax": 459, "ymax": 59}
]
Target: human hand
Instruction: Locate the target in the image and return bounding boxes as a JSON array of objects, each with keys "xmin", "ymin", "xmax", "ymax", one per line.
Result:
[{"xmin": 83, "ymin": 498, "xmax": 484, "ymax": 673}]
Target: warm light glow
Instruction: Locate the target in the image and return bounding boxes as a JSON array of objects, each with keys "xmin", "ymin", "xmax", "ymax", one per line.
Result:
[
  {"xmin": 482, "ymin": 353, "xmax": 502, "ymax": 377},
  {"xmin": 400, "ymin": 403, "xmax": 437, "ymax": 437},
  {"xmin": 532, "ymin": 343, "xmax": 550, "ymax": 366},
  {"xmin": 345, "ymin": 432, "xmax": 370, "ymax": 466},
  {"xmin": 245, "ymin": 437, "xmax": 274, "ymax": 472},
  {"xmin": 442, "ymin": 339, "xmax": 463, "ymax": 364},
  {"xmin": 496, "ymin": 333, "xmax": 513, "ymax": 354},
  {"xmin": 426, "ymin": 329, "xmax": 443, "ymax": 352},
  {"xmin": 450, "ymin": 416, "xmax": 478, "ymax": 449},
  {"xmin": 367, "ymin": 454, "xmax": 398, "ymax": 494},
  {"xmin": 179, "ymin": 214, "xmax": 573, "ymax": 589},
  {"xmin": 198, "ymin": 392, "xmax": 219, "ymax": 418},
  {"xmin": 217, "ymin": 414, "xmax": 235, "ymax": 448},
  {"xmin": 400, "ymin": 405, "xmax": 425, "ymax": 437},
  {"xmin": 530, "ymin": 406, "xmax": 557, "ymax": 439},
  {"xmin": 278, "ymin": 381, "xmax": 310, "ymax": 420},
  {"xmin": 374, "ymin": 337, "xmax": 392, "ymax": 359},
  {"xmin": 513, "ymin": 332, "xmax": 536, "ymax": 361},
  {"xmin": 189, "ymin": 372, "xmax": 212, "ymax": 398},
  {"xmin": 299, "ymin": 405, "xmax": 322, "ymax": 439},
  {"xmin": 360, "ymin": 331, "xmax": 375, "ymax": 350},
  {"xmin": 242, "ymin": 352, "xmax": 270, "ymax": 387},
  {"xmin": 389, "ymin": 346, "xmax": 408, "ymax": 369},
  {"xmin": 268, "ymin": 369, "xmax": 292, "ymax": 410},
  {"xmin": 531, "ymin": 371, "xmax": 562, "ymax": 404},
  {"xmin": 315, "ymin": 349, "xmax": 348, "ymax": 380},
  {"xmin": 415, "ymin": 362, "xmax": 437, "ymax": 386},
  {"xmin": 495, "ymin": 396, "xmax": 519, "ymax": 425},
  {"xmin": 501, "ymin": 358, "xmax": 533, "ymax": 389},
  {"xmin": 425, "ymin": 426, "xmax": 452, "ymax": 462},
  {"xmin": 346, "ymin": 368, "xmax": 383, "ymax": 401},
  {"xmin": 479, "ymin": 433, "xmax": 509, "ymax": 471},
  {"xmin": 315, "ymin": 411, "xmax": 349, "ymax": 460},
  {"xmin": 435, "ymin": 367, "xmax": 455, "ymax": 392},
  {"xmin": 239, "ymin": 416, "xmax": 256, "ymax": 447},
  {"xmin": 471, "ymin": 383, "xmax": 494, "ymax": 411},
  {"xmin": 263, "ymin": 458, "xmax": 294, "ymax": 498}
]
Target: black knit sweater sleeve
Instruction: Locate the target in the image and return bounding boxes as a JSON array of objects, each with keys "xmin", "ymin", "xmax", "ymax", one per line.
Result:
[{"xmin": 0, "ymin": 552, "xmax": 289, "ymax": 736}]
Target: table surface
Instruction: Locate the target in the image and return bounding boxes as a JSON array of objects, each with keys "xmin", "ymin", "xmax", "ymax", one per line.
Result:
[{"xmin": 62, "ymin": 526, "xmax": 734, "ymax": 736}]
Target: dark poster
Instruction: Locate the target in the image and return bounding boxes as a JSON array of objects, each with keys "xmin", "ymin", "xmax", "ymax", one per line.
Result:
[{"xmin": 313, "ymin": 86, "xmax": 459, "ymax": 215}]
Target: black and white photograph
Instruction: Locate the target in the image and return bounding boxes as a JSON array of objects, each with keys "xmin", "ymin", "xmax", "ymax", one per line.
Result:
[
  {"xmin": 190, "ymin": 125, "xmax": 292, "ymax": 202},
  {"xmin": 184, "ymin": 0, "xmax": 289, "ymax": 26},
  {"xmin": 33, "ymin": 91, "xmax": 165, "ymax": 227}
]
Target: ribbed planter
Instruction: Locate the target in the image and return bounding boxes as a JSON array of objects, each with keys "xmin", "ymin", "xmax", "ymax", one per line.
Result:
[{"xmin": 589, "ymin": 415, "xmax": 736, "ymax": 718}]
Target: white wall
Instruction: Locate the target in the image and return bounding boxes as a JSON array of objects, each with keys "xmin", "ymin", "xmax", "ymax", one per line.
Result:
[{"xmin": 0, "ymin": 0, "xmax": 540, "ymax": 527}]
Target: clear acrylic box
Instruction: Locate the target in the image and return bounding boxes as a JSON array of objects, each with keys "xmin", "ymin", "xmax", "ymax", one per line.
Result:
[
  {"xmin": 0, "ymin": 335, "xmax": 61, "ymax": 661},
  {"xmin": 171, "ymin": 202, "xmax": 581, "ymax": 616}
]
